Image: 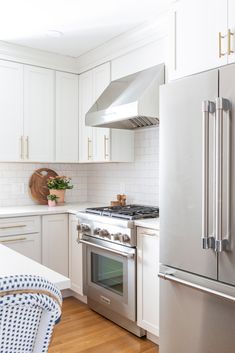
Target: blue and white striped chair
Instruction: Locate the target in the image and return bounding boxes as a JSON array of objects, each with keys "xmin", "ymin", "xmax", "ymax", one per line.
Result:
[{"xmin": 0, "ymin": 275, "xmax": 62, "ymax": 353}]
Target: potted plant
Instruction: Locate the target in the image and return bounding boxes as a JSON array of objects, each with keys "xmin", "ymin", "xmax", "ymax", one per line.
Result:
[
  {"xmin": 47, "ymin": 194, "xmax": 58, "ymax": 207},
  {"xmin": 47, "ymin": 176, "xmax": 73, "ymax": 204}
]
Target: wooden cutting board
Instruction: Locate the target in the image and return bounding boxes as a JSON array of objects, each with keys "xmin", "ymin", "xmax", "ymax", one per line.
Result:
[{"xmin": 29, "ymin": 168, "xmax": 58, "ymax": 205}]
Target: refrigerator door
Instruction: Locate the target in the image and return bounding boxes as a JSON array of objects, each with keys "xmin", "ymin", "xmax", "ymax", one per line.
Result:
[
  {"xmin": 159, "ymin": 266, "xmax": 235, "ymax": 353},
  {"xmin": 218, "ymin": 63, "xmax": 235, "ymax": 286},
  {"xmin": 160, "ymin": 69, "xmax": 218, "ymax": 279}
]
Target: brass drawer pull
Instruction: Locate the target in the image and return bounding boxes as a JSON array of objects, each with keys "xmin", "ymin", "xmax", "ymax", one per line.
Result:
[
  {"xmin": 0, "ymin": 224, "xmax": 26, "ymax": 230},
  {"xmin": 0, "ymin": 236, "xmax": 27, "ymax": 243}
]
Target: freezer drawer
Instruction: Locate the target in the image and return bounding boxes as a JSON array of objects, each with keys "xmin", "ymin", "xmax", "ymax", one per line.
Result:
[{"xmin": 159, "ymin": 266, "xmax": 235, "ymax": 353}]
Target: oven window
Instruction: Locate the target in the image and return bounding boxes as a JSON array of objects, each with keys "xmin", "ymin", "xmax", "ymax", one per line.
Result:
[{"xmin": 91, "ymin": 252, "xmax": 124, "ymax": 296}]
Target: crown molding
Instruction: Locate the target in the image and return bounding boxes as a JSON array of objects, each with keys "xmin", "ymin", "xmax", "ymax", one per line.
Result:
[
  {"xmin": 0, "ymin": 41, "xmax": 78, "ymax": 73},
  {"xmin": 75, "ymin": 13, "xmax": 169, "ymax": 73},
  {"xmin": 0, "ymin": 11, "xmax": 169, "ymax": 74}
]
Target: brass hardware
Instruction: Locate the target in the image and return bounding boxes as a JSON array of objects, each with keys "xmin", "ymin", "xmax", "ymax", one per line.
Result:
[
  {"xmin": 25, "ymin": 136, "xmax": 29, "ymax": 159},
  {"xmin": 0, "ymin": 224, "xmax": 26, "ymax": 230},
  {"xmin": 219, "ymin": 32, "xmax": 226, "ymax": 58},
  {"xmin": 87, "ymin": 138, "xmax": 92, "ymax": 160},
  {"xmin": 20, "ymin": 136, "xmax": 24, "ymax": 159},
  {"xmin": 0, "ymin": 236, "xmax": 27, "ymax": 243},
  {"xmin": 104, "ymin": 135, "xmax": 109, "ymax": 160},
  {"xmin": 228, "ymin": 29, "xmax": 234, "ymax": 55}
]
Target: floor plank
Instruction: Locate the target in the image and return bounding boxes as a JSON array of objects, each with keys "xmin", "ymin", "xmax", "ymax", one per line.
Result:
[{"xmin": 49, "ymin": 297, "xmax": 159, "ymax": 353}]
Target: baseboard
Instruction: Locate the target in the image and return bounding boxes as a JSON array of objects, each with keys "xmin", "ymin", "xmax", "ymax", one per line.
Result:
[
  {"xmin": 147, "ymin": 332, "xmax": 159, "ymax": 345},
  {"xmin": 61, "ymin": 288, "xmax": 87, "ymax": 304}
]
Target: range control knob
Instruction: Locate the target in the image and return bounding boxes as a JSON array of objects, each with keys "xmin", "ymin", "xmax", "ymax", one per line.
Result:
[
  {"xmin": 111, "ymin": 233, "xmax": 121, "ymax": 241},
  {"xmin": 94, "ymin": 227, "xmax": 101, "ymax": 235},
  {"xmin": 123, "ymin": 234, "xmax": 130, "ymax": 243},
  {"xmin": 81, "ymin": 224, "xmax": 90, "ymax": 232},
  {"xmin": 99, "ymin": 229, "xmax": 110, "ymax": 238}
]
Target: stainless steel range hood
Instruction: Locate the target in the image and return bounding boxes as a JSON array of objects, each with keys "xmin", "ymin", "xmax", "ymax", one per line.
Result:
[{"xmin": 85, "ymin": 64, "xmax": 164, "ymax": 129}]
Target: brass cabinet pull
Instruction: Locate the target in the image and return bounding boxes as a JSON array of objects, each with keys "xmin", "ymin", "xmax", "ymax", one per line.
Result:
[
  {"xmin": 20, "ymin": 136, "xmax": 24, "ymax": 160},
  {"xmin": 0, "ymin": 236, "xmax": 27, "ymax": 243},
  {"xmin": 25, "ymin": 136, "xmax": 29, "ymax": 159},
  {"xmin": 104, "ymin": 135, "xmax": 109, "ymax": 160},
  {"xmin": 228, "ymin": 29, "xmax": 234, "ymax": 55},
  {"xmin": 0, "ymin": 224, "xmax": 26, "ymax": 230},
  {"xmin": 87, "ymin": 138, "xmax": 92, "ymax": 160},
  {"xmin": 219, "ymin": 32, "xmax": 226, "ymax": 57}
]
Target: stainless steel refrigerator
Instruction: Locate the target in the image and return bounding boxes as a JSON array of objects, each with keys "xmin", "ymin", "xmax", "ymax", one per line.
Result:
[{"xmin": 159, "ymin": 64, "xmax": 235, "ymax": 353}]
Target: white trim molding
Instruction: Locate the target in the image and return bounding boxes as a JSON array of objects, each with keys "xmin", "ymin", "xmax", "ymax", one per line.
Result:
[
  {"xmin": 75, "ymin": 14, "xmax": 169, "ymax": 73},
  {"xmin": 0, "ymin": 41, "xmax": 78, "ymax": 73}
]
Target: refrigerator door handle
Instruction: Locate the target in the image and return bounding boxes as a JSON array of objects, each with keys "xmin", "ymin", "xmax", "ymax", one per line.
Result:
[
  {"xmin": 159, "ymin": 272, "xmax": 235, "ymax": 303},
  {"xmin": 202, "ymin": 101, "xmax": 215, "ymax": 249},
  {"xmin": 215, "ymin": 98, "xmax": 231, "ymax": 252}
]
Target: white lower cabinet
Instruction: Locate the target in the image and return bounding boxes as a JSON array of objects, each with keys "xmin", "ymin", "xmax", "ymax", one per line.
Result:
[
  {"xmin": 69, "ymin": 214, "xmax": 84, "ymax": 295},
  {"xmin": 0, "ymin": 215, "xmax": 41, "ymax": 263},
  {"xmin": 42, "ymin": 214, "xmax": 69, "ymax": 277},
  {"xmin": 137, "ymin": 227, "xmax": 159, "ymax": 338},
  {"xmin": 0, "ymin": 233, "xmax": 41, "ymax": 263}
]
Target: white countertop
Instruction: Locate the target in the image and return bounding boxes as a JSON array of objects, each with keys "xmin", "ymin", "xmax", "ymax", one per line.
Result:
[
  {"xmin": 134, "ymin": 218, "xmax": 159, "ymax": 230},
  {"xmin": 0, "ymin": 202, "xmax": 101, "ymax": 218},
  {"xmin": 0, "ymin": 202, "xmax": 160, "ymax": 230},
  {"xmin": 0, "ymin": 244, "xmax": 70, "ymax": 290}
]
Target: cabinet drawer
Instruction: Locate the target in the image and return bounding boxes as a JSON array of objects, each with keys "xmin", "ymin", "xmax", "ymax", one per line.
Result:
[
  {"xmin": 0, "ymin": 232, "xmax": 41, "ymax": 263},
  {"xmin": 0, "ymin": 216, "xmax": 40, "ymax": 236},
  {"xmin": 137, "ymin": 227, "xmax": 159, "ymax": 237}
]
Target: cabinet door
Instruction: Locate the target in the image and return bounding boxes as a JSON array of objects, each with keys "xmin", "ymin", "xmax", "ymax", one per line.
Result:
[
  {"xmin": 0, "ymin": 60, "xmax": 23, "ymax": 161},
  {"xmin": 169, "ymin": 0, "xmax": 227, "ymax": 80},
  {"xmin": 24, "ymin": 65, "xmax": 55, "ymax": 162},
  {"xmin": 79, "ymin": 70, "xmax": 93, "ymax": 162},
  {"xmin": 69, "ymin": 214, "xmax": 83, "ymax": 295},
  {"xmin": 0, "ymin": 233, "xmax": 41, "ymax": 263},
  {"xmin": 42, "ymin": 214, "xmax": 68, "ymax": 276},
  {"xmin": 228, "ymin": 0, "xmax": 235, "ymax": 64},
  {"xmin": 56, "ymin": 72, "xmax": 79, "ymax": 162},
  {"xmin": 92, "ymin": 63, "xmax": 111, "ymax": 162},
  {"xmin": 137, "ymin": 227, "xmax": 159, "ymax": 336}
]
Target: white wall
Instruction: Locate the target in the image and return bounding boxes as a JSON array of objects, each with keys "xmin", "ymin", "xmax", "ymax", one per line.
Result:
[
  {"xmin": 0, "ymin": 163, "xmax": 87, "ymax": 207},
  {"xmin": 0, "ymin": 127, "xmax": 159, "ymax": 207},
  {"xmin": 87, "ymin": 127, "xmax": 159, "ymax": 206}
]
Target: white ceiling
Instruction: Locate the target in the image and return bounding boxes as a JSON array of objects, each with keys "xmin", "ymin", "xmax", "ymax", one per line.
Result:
[{"xmin": 0, "ymin": 0, "xmax": 172, "ymax": 58}]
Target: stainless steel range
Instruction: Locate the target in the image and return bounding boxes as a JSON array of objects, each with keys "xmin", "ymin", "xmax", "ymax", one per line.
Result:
[{"xmin": 77, "ymin": 205, "xmax": 159, "ymax": 337}]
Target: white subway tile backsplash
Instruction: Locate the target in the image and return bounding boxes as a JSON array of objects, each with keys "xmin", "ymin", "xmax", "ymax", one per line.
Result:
[
  {"xmin": 0, "ymin": 163, "xmax": 88, "ymax": 207},
  {"xmin": 86, "ymin": 126, "xmax": 159, "ymax": 206}
]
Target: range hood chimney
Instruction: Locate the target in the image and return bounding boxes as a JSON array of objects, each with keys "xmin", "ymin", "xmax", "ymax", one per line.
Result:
[{"xmin": 85, "ymin": 64, "xmax": 164, "ymax": 129}]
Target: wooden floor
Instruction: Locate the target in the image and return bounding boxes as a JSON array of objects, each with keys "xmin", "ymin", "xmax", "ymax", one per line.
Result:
[{"xmin": 49, "ymin": 297, "xmax": 159, "ymax": 353}]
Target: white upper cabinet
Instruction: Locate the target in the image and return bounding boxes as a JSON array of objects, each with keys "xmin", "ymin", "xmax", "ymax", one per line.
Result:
[
  {"xmin": 92, "ymin": 63, "xmax": 111, "ymax": 162},
  {"xmin": 56, "ymin": 71, "xmax": 79, "ymax": 162},
  {"xmin": 79, "ymin": 62, "xmax": 134, "ymax": 163},
  {"xmin": 0, "ymin": 60, "xmax": 23, "ymax": 161},
  {"xmin": 169, "ymin": 0, "xmax": 227, "ymax": 80},
  {"xmin": 228, "ymin": 0, "xmax": 235, "ymax": 64},
  {"xmin": 79, "ymin": 70, "xmax": 94, "ymax": 162},
  {"xmin": 24, "ymin": 65, "xmax": 55, "ymax": 162},
  {"xmin": 79, "ymin": 62, "xmax": 110, "ymax": 162}
]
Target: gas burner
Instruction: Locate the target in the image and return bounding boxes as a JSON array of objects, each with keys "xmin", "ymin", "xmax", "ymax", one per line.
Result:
[{"xmin": 85, "ymin": 204, "xmax": 159, "ymax": 220}]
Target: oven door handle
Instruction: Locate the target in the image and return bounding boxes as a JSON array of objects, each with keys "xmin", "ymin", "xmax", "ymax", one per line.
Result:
[{"xmin": 77, "ymin": 238, "xmax": 135, "ymax": 258}]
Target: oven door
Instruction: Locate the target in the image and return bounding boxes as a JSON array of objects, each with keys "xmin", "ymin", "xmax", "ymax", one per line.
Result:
[{"xmin": 80, "ymin": 235, "xmax": 136, "ymax": 321}]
